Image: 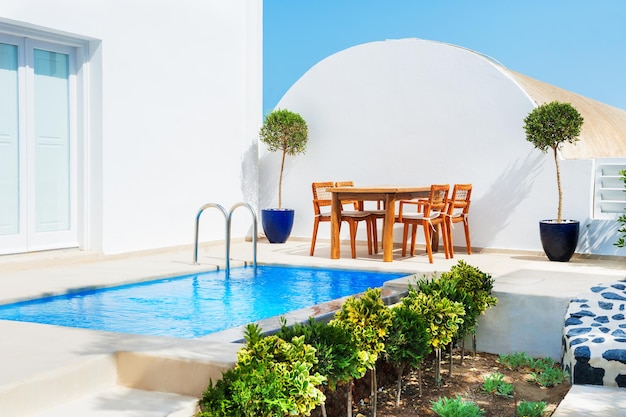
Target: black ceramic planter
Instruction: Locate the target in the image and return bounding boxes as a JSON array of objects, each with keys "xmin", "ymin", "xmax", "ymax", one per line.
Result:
[
  {"xmin": 539, "ymin": 220, "xmax": 579, "ymax": 262},
  {"xmin": 262, "ymin": 208, "xmax": 295, "ymax": 243}
]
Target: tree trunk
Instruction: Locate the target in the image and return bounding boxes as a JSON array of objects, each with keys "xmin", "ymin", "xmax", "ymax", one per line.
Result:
[
  {"xmin": 553, "ymin": 146, "xmax": 562, "ymax": 223},
  {"xmin": 347, "ymin": 378, "xmax": 353, "ymax": 417},
  {"xmin": 371, "ymin": 368, "xmax": 377, "ymax": 417},
  {"xmin": 278, "ymin": 149, "xmax": 287, "ymax": 209},
  {"xmin": 395, "ymin": 363, "xmax": 405, "ymax": 407}
]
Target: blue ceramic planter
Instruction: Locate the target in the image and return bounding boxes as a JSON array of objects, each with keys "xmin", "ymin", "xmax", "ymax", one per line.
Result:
[
  {"xmin": 539, "ymin": 220, "xmax": 579, "ymax": 262},
  {"xmin": 262, "ymin": 208, "xmax": 295, "ymax": 243}
]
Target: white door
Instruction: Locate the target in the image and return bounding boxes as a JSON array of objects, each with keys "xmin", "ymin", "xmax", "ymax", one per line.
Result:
[{"xmin": 0, "ymin": 36, "xmax": 77, "ymax": 254}]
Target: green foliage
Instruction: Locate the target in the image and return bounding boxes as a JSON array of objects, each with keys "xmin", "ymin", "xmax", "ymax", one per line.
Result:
[
  {"xmin": 259, "ymin": 109, "xmax": 308, "ymax": 156},
  {"xmin": 481, "ymin": 372, "xmax": 513, "ymax": 398},
  {"xmin": 330, "ymin": 287, "xmax": 392, "ymax": 370},
  {"xmin": 259, "ymin": 108, "xmax": 308, "ymax": 208},
  {"xmin": 441, "ymin": 260, "xmax": 497, "ymax": 315},
  {"xmin": 498, "ymin": 352, "xmax": 534, "ymax": 369},
  {"xmin": 276, "ymin": 317, "xmax": 361, "ymax": 391},
  {"xmin": 529, "ymin": 366, "xmax": 567, "ymax": 388},
  {"xmin": 517, "ymin": 400, "xmax": 548, "ymax": 417},
  {"xmin": 414, "ymin": 273, "xmax": 478, "ymax": 342},
  {"xmin": 523, "ymin": 101, "xmax": 583, "ymax": 153},
  {"xmin": 198, "ymin": 323, "xmax": 325, "ymax": 417},
  {"xmin": 498, "ymin": 351, "xmax": 566, "ymax": 388},
  {"xmin": 615, "ymin": 169, "xmax": 626, "ymax": 248},
  {"xmin": 430, "ymin": 395, "xmax": 485, "ymax": 417},
  {"xmin": 401, "ymin": 286, "xmax": 465, "ymax": 349},
  {"xmin": 383, "ymin": 303, "xmax": 431, "ymax": 369}
]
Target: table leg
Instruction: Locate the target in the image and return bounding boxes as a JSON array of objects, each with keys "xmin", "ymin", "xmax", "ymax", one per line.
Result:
[
  {"xmin": 330, "ymin": 193, "xmax": 341, "ymax": 259},
  {"xmin": 383, "ymin": 195, "xmax": 395, "ymax": 262}
]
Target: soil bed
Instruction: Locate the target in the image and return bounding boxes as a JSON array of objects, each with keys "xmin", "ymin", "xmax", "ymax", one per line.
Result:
[{"xmin": 317, "ymin": 351, "xmax": 570, "ymax": 417}]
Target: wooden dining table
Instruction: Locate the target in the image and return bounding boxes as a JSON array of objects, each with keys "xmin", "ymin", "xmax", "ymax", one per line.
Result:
[{"xmin": 329, "ymin": 186, "xmax": 430, "ymax": 262}]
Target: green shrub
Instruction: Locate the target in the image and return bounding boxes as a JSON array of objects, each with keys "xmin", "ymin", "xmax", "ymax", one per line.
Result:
[
  {"xmin": 401, "ymin": 286, "xmax": 465, "ymax": 350},
  {"xmin": 498, "ymin": 352, "xmax": 533, "ymax": 369},
  {"xmin": 276, "ymin": 317, "xmax": 360, "ymax": 391},
  {"xmin": 330, "ymin": 287, "xmax": 392, "ymax": 370},
  {"xmin": 330, "ymin": 287, "xmax": 392, "ymax": 416},
  {"xmin": 384, "ymin": 303, "xmax": 430, "ymax": 406},
  {"xmin": 430, "ymin": 395, "xmax": 485, "ymax": 417},
  {"xmin": 498, "ymin": 352, "xmax": 566, "ymax": 388},
  {"xmin": 517, "ymin": 400, "xmax": 548, "ymax": 417},
  {"xmin": 616, "ymin": 169, "xmax": 626, "ymax": 247},
  {"xmin": 198, "ymin": 324, "xmax": 325, "ymax": 417},
  {"xmin": 481, "ymin": 372, "xmax": 514, "ymax": 398},
  {"xmin": 440, "ymin": 260, "xmax": 497, "ymax": 315},
  {"xmin": 529, "ymin": 366, "xmax": 567, "ymax": 387}
]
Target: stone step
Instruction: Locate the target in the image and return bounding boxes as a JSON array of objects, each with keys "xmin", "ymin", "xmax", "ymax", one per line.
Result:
[
  {"xmin": 552, "ymin": 384, "xmax": 626, "ymax": 417},
  {"xmin": 29, "ymin": 386, "xmax": 198, "ymax": 417}
]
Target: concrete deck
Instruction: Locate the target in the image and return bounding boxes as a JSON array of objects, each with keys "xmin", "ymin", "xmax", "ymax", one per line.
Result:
[{"xmin": 1, "ymin": 238, "xmax": 625, "ymax": 416}]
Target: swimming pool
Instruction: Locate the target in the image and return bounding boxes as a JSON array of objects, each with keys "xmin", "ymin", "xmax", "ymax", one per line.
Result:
[{"xmin": 0, "ymin": 265, "xmax": 407, "ymax": 339}]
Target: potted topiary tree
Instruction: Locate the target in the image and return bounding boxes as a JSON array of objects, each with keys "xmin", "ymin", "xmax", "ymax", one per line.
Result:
[
  {"xmin": 259, "ymin": 108, "xmax": 308, "ymax": 243},
  {"xmin": 523, "ymin": 101, "xmax": 584, "ymax": 261}
]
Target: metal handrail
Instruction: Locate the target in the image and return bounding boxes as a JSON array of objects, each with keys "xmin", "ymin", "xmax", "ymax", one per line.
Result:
[
  {"xmin": 227, "ymin": 202, "xmax": 257, "ymax": 272},
  {"xmin": 193, "ymin": 203, "xmax": 228, "ymax": 265},
  {"xmin": 193, "ymin": 202, "xmax": 257, "ymax": 275}
]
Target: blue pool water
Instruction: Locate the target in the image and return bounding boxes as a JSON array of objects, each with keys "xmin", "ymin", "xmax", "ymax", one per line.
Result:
[{"xmin": 0, "ymin": 265, "xmax": 406, "ymax": 339}]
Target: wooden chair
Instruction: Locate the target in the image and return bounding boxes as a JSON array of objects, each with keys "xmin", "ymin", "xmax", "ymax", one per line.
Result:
[
  {"xmin": 310, "ymin": 181, "xmax": 374, "ymax": 258},
  {"xmin": 445, "ymin": 183, "xmax": 472, "ymax": 257},
  {"xmin": 334, "ymin": 181, "xmax": 383, "ymax": 254},
  {"xmin": 398, "ymin": 184, "xmax": 450, "ymax": 263}
]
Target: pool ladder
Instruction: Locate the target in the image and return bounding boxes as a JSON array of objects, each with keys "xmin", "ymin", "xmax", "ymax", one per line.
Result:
[{"xmin": 193, "ymin": 202, "xmax": 257, "ymax": 273}]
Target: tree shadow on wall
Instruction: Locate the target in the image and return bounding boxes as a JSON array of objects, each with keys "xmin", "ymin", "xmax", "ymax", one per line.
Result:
[{"xmin": 470, "ymin": 152, "xmax": 544, "ymax": 247}]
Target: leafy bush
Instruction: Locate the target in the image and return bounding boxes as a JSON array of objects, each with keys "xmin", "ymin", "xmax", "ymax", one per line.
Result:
[
  {"xmin": 276, "ymin": 317, "xmax": 360, "ymax": 391},
  {"xmin": 441, "ymin": 260, "xmax": 497, "ymax": 315},
  {"xmin": 383, "ymin": 303, "xmax": 430, "ymax": 405},
  {"xmin": 401, "ymin": 286, "xmax": 465, "ymax": 350},
  {"xmin": 198, "ymin": 324, "xmax": 325, "ymax": 417},
  {"xmin": 430, "ymin": 395, "xmax": 485, "ymax": 417},
  {"xmin": 481, "ymin": 372, "xmax": 514, "ymax": 398},
  {"xmin": 498, "ymin": 351, "xmax": 566, "ymax": 388},
  {"xmin": 529, "ymin": 366, "xmax": 567, "ymax": 387},
  {"xmin": 330, "ymin": 287, "xmax": 392, "ymax": 416},
  {"xmin": 498, "ymin": 352, "xmax": 534, "ymax": 369},
  {"xmin": 414, "ymin": 273, "xmax": 478, "ymax": 343},
  {"xmin": 330, "ymin": 287, "xmax": 392, "ymax": 370},
  {"xmin": 517, "ymin": 400, "xmax": 548, "ymax": 417}
]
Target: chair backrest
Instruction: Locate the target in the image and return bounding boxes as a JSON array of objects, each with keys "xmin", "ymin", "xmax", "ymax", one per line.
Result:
[
  {"xmin": 447, "ymin": 183, "xmax": 472, "ymax": 217},
  {"xmin": 425, "ymin": 184, "xmax": 450, "ymax": 216},
  {"xmin": 311, "ymin": 181, "xmax": 335, "ymax": 215},
  {"xmin": 334, "ymin": 181, "xmax": 362, "ymax": 210}
]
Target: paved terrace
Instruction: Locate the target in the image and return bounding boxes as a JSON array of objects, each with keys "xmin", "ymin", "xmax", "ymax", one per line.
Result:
[{"xmin": 1, "ymin": 238, "xmax": 625, "ymax": 416}]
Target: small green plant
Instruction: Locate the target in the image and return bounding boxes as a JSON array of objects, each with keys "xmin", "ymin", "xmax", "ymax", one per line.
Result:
[
  {"xmin": 615, "ymin": 169, "xmax": 626, "ymax": 248},
  {"xmin": 499, "ymin": 352, "xmax": 566, "ymax": 388},
  {"xmin": 481, "ymin": 372, "xmax": 514, "ymax": 398},
  {"xmin": 498, "ymin": 352, "xmax": 533, "ymax": 369},
  {"xmin": 529, "ymin": 366, "xmax": 567, "ymax": 387},
  {"xmin": 530, "ymin": 356, "xmax": 556, "ymax": 372},
  {"xmin": 430, "ymin": 395, "xmax": 485, "ymax": 417},
  {"xmin": 517, "ymin": 400, "xmax": 548, "ymax": 417}
]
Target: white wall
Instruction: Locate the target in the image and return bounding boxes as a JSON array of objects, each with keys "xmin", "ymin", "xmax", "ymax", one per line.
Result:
[
  {"xmin": 260, "ymin": 39, "xmax": 604, "ymax": 255},
  {"xmin": 2, "ymin": 0, "xmax": 262, "ymax": 254}
]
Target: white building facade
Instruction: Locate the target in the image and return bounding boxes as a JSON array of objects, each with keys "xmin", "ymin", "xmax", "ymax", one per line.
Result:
[{"xmin": 0, "ymin": 0, "xmax": 262, "ymax": 255}]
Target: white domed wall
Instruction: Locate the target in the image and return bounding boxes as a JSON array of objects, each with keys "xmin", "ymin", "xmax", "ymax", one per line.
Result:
[{"xmin": 259, "ymin": 38, "xmax": 592, "ymax": 254}]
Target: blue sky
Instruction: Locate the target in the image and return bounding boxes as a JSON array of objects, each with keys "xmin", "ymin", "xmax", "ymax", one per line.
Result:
[{"xmin": 263, "ymin": 1, "xmax": 626, "ymax": 116}]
